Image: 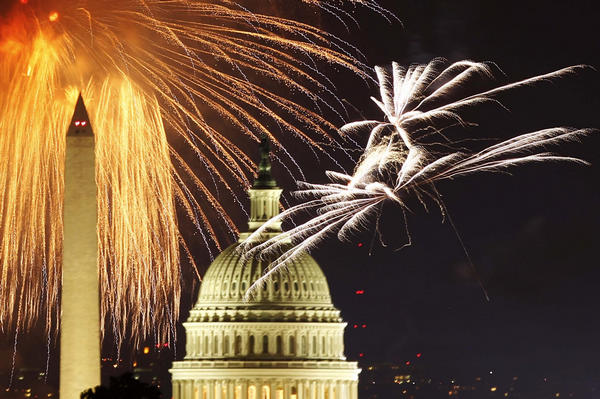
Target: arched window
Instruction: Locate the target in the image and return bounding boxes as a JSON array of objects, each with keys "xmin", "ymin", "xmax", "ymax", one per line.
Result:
[
  {"xmin": 249, "ymin": 335, "xmax": 255, "ymax": 355},
  {"xmin": 248, "ymin": 385, "xmax": 257, "ymax": 399},
  {"xmin": 204, "ymin": 335, "xmax": 209, "ymax": 354},
  {"xmin": 263, "ymin": 334, "xmax": 269, "ymax": 354},
  {"xmin": 289, "ymin": 336, "xmax": 296, "ymax": 355},
  {"xmin": 214, "ymin": 334, "xmax": 219, "ymax": 354},
  {"xmin": 276, "ymin": 335, "xmax": 283, "ymax": 355},
  {"xmin": 312, "ymin": 336, "xmax": 317, "ymax": 355},
  {"xmin": 261, "ymin": 385, "xmax": 270, "ymax": 399},
  {"xmin": 322, "ymin": 335, "xmax": 326, "ymax": 355},
  {"xmin": 301, "ymin": 335, "xmax": 307, "ymax": 355}
]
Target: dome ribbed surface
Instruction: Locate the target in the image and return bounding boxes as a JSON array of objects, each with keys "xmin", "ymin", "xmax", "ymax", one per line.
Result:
[{"xmin": 189, "ymin": 243, "xmax": 341, "ymax": 323}]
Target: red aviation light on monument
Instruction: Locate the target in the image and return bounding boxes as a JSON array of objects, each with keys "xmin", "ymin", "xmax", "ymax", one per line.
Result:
[{"xmin": 67, "ymin": 94, "xmax": 93, "ymax": 137}]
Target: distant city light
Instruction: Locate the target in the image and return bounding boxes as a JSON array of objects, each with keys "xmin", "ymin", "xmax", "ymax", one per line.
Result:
[
  {"xmin": 405, "ymin": 361, "xmax": 410, "ymax": 366},
  {"xmin": 355, "ymin": 290, "xmax": 365, "ymax": 294},
  {"xmin": 362, "ymin": 324, "xmax": 367, "ymax": 328},
  {"xmin": 359, "ymin": 353, "xmax": 364, "ymax": 357},
  {"xmin": 357, "ymin": 242, "xmax": 363, "ymax": 247},
  {"xmin": 491, "ymin": 387, "xmax": 497, "ymax": 392},
  {"xmin": 416, "ymin": 353, "xmax": 422, "ymax": 358},
  {"xmin": 143, "ymin": 346, "xmax": 150, "ymax": 354},
  {"xmin": 48, "ymin": 11, "xmax": 59, "ymax": 22}
]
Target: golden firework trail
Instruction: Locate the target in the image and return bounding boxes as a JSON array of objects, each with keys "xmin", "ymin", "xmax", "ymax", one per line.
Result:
[
  {"xmin": 0, "ymin": 0, "xmax": 382, "ymax": 346},
  {"xmin": 240, "ymin": 59, "xmax": 594, "ymax": 294}
]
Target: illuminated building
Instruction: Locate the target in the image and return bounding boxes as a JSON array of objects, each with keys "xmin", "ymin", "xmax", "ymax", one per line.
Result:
[
  {"xmin": 170, "ymin": 138, "xmax": 360, "ymax": 399},
  {"xmin": 60, "ymin": 95, "xmax": 100, "ymax": 399}
]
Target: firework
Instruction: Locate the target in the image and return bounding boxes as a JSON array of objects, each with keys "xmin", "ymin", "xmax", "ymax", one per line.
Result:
[
  {"xmin": 0, "ymin": 0, "xmax": 380, "ymax": 346},
  {"xmin": 240, "ymin": 59, "xmax": 593, "ymax": 293}
]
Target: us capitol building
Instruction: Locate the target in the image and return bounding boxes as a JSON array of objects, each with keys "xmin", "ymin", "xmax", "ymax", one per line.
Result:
[{"xmin": 170, "ymin": 139, "xmax": 360, "ymax": 399}]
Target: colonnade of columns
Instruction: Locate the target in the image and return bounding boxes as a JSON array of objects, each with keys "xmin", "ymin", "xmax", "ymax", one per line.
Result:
[
  {"xmin": 186, "ymin": 328, "xmax": 345, "ymax": 359},
  {"xmin": 172, "ymin": 379, "xmax": 358, "ymax": 399}
]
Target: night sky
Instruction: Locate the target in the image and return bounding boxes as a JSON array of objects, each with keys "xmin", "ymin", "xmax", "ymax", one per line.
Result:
[
  {"xmin": 312, "ymin": 0, "xmax": 600, "ymax": 388},
  {"xmin": 1, "ymin": 0, "xmax": 599, "ymax": 396}
]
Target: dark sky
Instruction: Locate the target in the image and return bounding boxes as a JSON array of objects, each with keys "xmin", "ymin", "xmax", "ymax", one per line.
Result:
[
  {"xmin": 1, "ymin": 0, "xmax": 599, "ymax": 394},
  {"xmin": 310, "ymin": 0, "xmax": 600, "ymax": 386}
]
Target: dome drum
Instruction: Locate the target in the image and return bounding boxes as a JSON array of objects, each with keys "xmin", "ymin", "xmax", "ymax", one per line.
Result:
[{"xmin": 183, "ymin": 322, "xmax": 347, "ymax": 361}]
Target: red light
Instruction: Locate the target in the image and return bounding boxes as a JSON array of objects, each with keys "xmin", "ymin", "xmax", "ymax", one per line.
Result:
[
  {"xmin": 74, "ymin": 121, "xmax": 80, "ymax": 126},
  {"xmin": 353, "ymin": 324, "xmax": 358, "ymax": 328},
  {"xmin": 355, "ymin": 290, "xmax": 365, "ymax": 295},
  {"xmin": 163, "ymin": 343, "xmax": 169, "ymax": 347},
  {"xmin": 357, "ymin": 242, "xmax": 363, "ymax": 247},
  {"xmin": 359, "ymin": 353, "xmax": 364, "ymax": 357},
  {"xmin": 20, "ymin": 0, "xmax": 28, "ymax": 4},
  {"xmin": 81, "ymin": 121, "xmax": 87, "ymax": 126},
  {"xmin": 416, "ymin": 353, "xmax": 422, "ymax": 358},
  {"xmin": 405, "ymin": 361, "xmax": 411, "ymax": 366},
  {"xmin": 362, "ymin": 324, "xmax": 367, "ymax": 328}
]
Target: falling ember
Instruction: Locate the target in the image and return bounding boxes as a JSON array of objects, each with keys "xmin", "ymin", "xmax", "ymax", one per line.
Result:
[
  {"xmin": 0, "ymin": 0, "xmax": 381, "ymax": 347},
  {"xmin": 240, "ymin": 59, "xmax": 594, "ymax": 293}
]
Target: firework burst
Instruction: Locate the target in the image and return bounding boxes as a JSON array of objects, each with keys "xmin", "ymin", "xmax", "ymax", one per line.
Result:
[
  {"xmin": 240, "ymin": 59, "xmax": 593, "ymax": 294},
  {"xmin": 0, "ymin": 0, "xmax": 383, "ymax": 346}
]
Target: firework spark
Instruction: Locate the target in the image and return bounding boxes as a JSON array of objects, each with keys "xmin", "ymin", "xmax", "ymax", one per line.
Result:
[
  {"xmin": 241, "ymin": 59, "xmax": 593, "ymax": 293},
  {"xmin": 0, "ymin": 0, "xmax": 380, "ymax": 346}
]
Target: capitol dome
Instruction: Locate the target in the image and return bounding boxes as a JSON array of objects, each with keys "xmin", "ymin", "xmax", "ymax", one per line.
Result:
[
  {"xmin": 171, "ymin": 138, "xmax": 360, "ymax": 399},
  {"xmin": 190, "ymin": 244, "xmax": 341, "ymax": 324}
]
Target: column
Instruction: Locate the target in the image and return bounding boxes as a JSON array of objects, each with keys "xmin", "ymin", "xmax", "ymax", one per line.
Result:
[
  {"xmin": 283, "ymin": 381, "xmax": 290, "ymax": 399},
  {"xmin": 349, "ymin": 382, "xmax": 357, "ymax": 399},
  {"xmin": 241, "ymin": 381, "xmax": 248, "ymax": 399},
  {"xmin": 227, "ymin": 380, "xmax": 235, "ymax": 399},
  {"xmin": 327, "ymin": 382, "xmax": 334, "ymax": 399},
  {"xmin": 297, "ymin": 381, "xmax": 303, "ymax": 399},
  {"xmin": 242, "ymin": 331, "xmax": 249, "ymax": 356},
  {"xmin": 207, "ymin": 381, "xmax": 214, "ymax": 399},
  {"xmin": 173, "ymin": 380, "xmax": 181, "ymax": 399}
]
